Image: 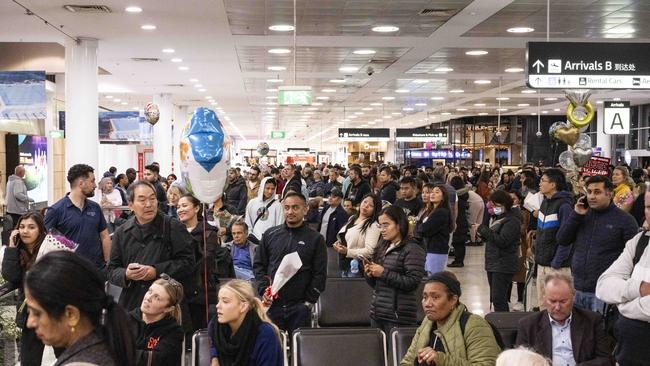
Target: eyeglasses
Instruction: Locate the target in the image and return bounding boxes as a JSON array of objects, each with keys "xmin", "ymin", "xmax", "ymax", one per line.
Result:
[{"xmin": 159, "ymin": 273, "xmax": 183, "ymax": 291}]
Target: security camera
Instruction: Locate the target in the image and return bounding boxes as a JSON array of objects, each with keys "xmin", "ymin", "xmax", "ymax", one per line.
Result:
[{"xmin": 366, "ymin": 66, "xmax": 375, "ymax": 76}]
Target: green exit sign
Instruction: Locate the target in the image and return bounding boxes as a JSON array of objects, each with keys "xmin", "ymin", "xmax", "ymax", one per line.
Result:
[
  {"xmin": 49, "ymin": 130, "xmax": 65, "ymax": 138},
  {"xmin": 278, "ymin": 86, "xmax": 312, "ymax": 106},
  {"xmin": 271, "ymin": 131, "xmax": 286, "ymax": 139}
]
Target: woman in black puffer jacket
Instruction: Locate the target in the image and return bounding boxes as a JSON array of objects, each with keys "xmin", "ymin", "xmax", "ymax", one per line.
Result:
[
  {"xmin": 475, "ymin": 190, "xmax": 521, "ymax": 312},
  {"xmin": 364, "ymin": 205, "xmax": 426, "ymax": 337}
]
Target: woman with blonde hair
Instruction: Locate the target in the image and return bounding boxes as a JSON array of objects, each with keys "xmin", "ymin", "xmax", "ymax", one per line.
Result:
[
  {"xmin": 209, "ymin": 279, "xmax": 283, "ymax": 366},
  {"xmin": 612, "ymin": 165, "xmax": 634, "ymax": 212},
  {"xmin": 166, "ymin": 184, "xmax": 184, "ymax": 218},
  {"xmin": 99, "ymin": 176, "xmax": 124, "ymax": 233},
  {"xmin": 496, "ymin": 348, "xmax": 550, "ymax": 366},
  {"xmin": 130, "ymin": 274, "xmax": 185, "ymax": 366}
]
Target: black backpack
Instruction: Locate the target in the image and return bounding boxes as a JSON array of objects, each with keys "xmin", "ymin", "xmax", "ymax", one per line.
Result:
[
  {"xmin": 459, "ymin": 310, "xmax": 506, "ymax": 350},
  {"xmin": 603, "ymin": 231, "xmax": 649, "ymax": 340}
]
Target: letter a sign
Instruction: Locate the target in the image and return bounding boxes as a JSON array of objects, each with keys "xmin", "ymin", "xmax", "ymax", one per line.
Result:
[{"xmin": 604, "ymin": 101, "xmax": 630, "ymax": 135}]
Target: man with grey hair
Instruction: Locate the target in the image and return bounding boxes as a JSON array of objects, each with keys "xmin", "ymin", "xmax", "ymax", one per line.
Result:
[
  {"xmin": 5, "ymin": 165, "xmax": 34, "ymax": 225},
  {"xmin": 516, "ymin": 271, "xmax": 613, "ymax": 365}
]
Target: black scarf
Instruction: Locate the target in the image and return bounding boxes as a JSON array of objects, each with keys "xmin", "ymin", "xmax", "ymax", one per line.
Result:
[{"xmin": 210, "ymin": 310, "xmax": 262, "ymax": 366}]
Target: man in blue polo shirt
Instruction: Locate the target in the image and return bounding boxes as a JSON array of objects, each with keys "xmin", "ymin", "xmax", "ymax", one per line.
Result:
[{"xmin": 45, "ymin": 164, "xmax": 112, "ymax": 268}]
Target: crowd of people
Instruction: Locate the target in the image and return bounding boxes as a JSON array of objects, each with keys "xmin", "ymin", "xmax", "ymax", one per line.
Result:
[{"xmin": 1, "ymin": 158, "xmax": 649, "ymax": 366}]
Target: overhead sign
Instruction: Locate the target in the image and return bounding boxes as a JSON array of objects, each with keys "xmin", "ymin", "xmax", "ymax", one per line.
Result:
[
  {"xmin": 406, "ymin": 149, "xmax": 471, "ymax": 159},
  {"xmin": 395, "ymin": 128, "xmax": 447, "ymax": 142},
  {"xmin": 526, "ymin": 42, "xmax": 650, "ymax": 89},
  {"xmin": 271, "ymin": 131, "xmax": 285, "ymax": 139},
  {"xmin": 580, "ymin": 156, "xmax": 611, "ymax": 176},
  {"xmin": 603, "ymin": 101, "xmax": 630, "ymax": 135},
  {"xmin": 338, "ymin": 128, "xmax": 390, "ymax": 141},
  {"xmin": 278, "ymin": 86, "xmax": 312, "ymax": 106}
]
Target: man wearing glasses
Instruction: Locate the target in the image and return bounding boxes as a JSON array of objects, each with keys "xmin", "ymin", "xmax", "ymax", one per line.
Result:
[{"xmin": 108, "ymin": 180, "xmax": 195, "ymax": 312}]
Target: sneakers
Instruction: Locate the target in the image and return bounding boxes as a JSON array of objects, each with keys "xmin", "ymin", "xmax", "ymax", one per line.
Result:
[
  {"xmin": 511, "ymin": 302, "xmax": 525, "ymax": 312},
  {"xmin": 448, "ymin": 262, "xmax": 464, "ymax": 268}
]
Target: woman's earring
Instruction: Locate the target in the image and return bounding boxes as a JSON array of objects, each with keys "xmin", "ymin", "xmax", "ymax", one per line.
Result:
[{"xmin": 70, "ymin": 326, "xmax": 75, "ymax": 333}]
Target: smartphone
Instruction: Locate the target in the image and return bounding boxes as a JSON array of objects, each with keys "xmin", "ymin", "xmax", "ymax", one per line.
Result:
[
  {"xmin": 578, "ymin": 195, "xmax": 588, "ymax": 209},
  {"xmin": 357, "ymin": 254, "xmax": 373, "ymax": 265}
]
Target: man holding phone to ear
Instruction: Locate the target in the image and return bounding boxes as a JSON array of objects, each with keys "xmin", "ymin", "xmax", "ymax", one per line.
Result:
[{"xmin": 556, "ymin": 175, "xmax": 638, "ymax": 313}]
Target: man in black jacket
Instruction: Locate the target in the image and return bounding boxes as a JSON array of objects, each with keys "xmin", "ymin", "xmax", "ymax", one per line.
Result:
[
  {"xmin": 344, "ymin": 166, "xmax": 371, "ymax": 206},
  {"xmin": 108, "ymin": 181, "xmax": 195, "ymax": 311},
  {"xmin": 221, "ymin": 168, "xmax": 248, "ymax": 215},
  {"xmin": 317, "ymin": 188, "xmax": 349, "ymax": 246},
  {"xmin": 143, "ymin": 164, "xmax": 167, "ymax": 212},
  {"xmin": 377, "ymin": 166, "xmax": 399, "ymax": 204},
  {"xmin": 254, "ymin": 192, "xmax": 327, "ymax": 334}
]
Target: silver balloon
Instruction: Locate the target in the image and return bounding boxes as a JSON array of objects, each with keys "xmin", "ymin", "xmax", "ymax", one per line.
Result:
[
  {"xmin": 571, "ymin": 146, "xmax": 593, "ymax": 167},
  {"xmin": 257, "ymin": 142, "xmax": 270, "ymax": 156},
  {"xmin": 559, "ymin": 150, "xmax": 578, "ymax": 171},
  {"xmin": 574, "ymin": 134, "xmax": 592, "ymax": 149},
  {"xmin": 549, "ymin": 121, "xmax": 567, "ymax": 140}
]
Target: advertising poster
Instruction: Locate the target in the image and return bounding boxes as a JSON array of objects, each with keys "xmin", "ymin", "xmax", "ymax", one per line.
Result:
[
  {"xmin": 98, "ymin": 111, "xmax": 153, "ymax": 143},
  {"xmin": 18, "ymin": 135, "xmax": 48, "ymax": 203},
  {"xmin": 580, "ymin": 156, "xmax": 611, "ymax": 176},
  {"xmin": 0, "ymin": 71, "xmax": 46, "ymax": 120}
]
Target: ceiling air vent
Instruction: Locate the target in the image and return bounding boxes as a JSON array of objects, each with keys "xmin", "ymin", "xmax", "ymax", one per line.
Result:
[
  {"xmin": 418, "ymin": 8, "xmax": 458, "ymax": 17},
  {"xmin": 164, "ymin": 84, "xmax": 185, "ymax": 87},
  {"xmin": 63, "ymin": 5, "xmax": 112, "ymax": 13},
  {"xmin": 130, "ymin": 57, "xmax": 161, "ymax": 62}
]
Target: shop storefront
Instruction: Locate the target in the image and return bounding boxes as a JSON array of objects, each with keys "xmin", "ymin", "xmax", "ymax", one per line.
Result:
[{"xmin": 338, "ymin": 128, "xmax": 389, "ymax": 165}]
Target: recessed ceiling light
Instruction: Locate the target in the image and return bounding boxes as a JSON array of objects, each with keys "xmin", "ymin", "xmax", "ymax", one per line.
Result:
[
  {"xmin": 441, "ymin": 112, "xmax": 452, "ymax": 115},
  {"xmin": 372, "ymin": 25, "xmax": 399, "ymax": 33},
  {"xmin": 374, "ymin": 119, "xmax": 383, "ymax": 122},
  {"xmin": 517, "ymin": 103, "xmax": 530, "ymax": 107},
  {"xmin": 474, "ymin": 80, "xmax": 491, "ymax": 84},
  {"xmin": 353, "ymin": 49, "xmax": 376, "ymax": 55},
  {"xmin": 266, "ymin": 88, "xmax": 278, "ymax": 92},
  {"xmin": 205, "ymin": 96, "xmax": 213, "ymax": 99},
  {"xmin": 316, "ymin": 96, "xmax": 330, "ymax": 100},
  {"xmin": 542, "ymin": 110, "xmax": 548, "ymax": 114},
  {"xmin": 392, "ymin": 112, "xmax": 402, "ymax": 115},
  {"xmin": 531, "ymin": 112, "xmax": 537, "ymax": 115},
  {"xmin": 395, "ymin": 89, "xmax": 409, "ymax": 93},
  {"xmin": 474, "ymin": 103, "xmax": 486, "ymax": 107},
  {"xmin": 266, "ymin": 102, "xmax": 278, "ymax": 106},
  {"xmin": 430, "ymin": 96, "xmax": 445, "ymax": 100},
  {"xmin": 367, "ymin": 121, "xmax": 377, "ymax": 125},
  {"xmin": 125, "ymin": 6, "xmax": 142, "ymax": 13},
  {"xmin": 266, "ymin": 96, "xmax": 278, "ymax": 99},
  {"xmin": 113, "ymin": 98, "xmax": 121, "ymax": 102},
  {"xmin": 312, "ymin": 102, "xmax": 323, "ymax": 106},
  {"xmin": 496, "ymin": 108, "xmax": 509, "ymax": 111},
  {"xmin": 612, "ymin": 97, "xmax": 621, "ymax": 101},
  {"xmin": 349, "ymin": 115, "xmax": 358, "ymax": 119},
  {"xmin": 465, "ymin": 50, "xmax": 488, "ymax": 56},
  {"xmin": 382, "ymin": 96, "xmax": 395, "ymax": 100},
  {"xmin": 403, "ymin": 107, "xmax": 414, "ymax": 111},
  {"xmin": 415, "ymin": 103, "xmax": 427, "ymax": 106},
  {"xmin": 433, "ymin": 67, "xmax": 453, "ymax": 73},
  {"xmin": 198, "ymin": 88, "xmax": 206, "ymax": 92},
  {"xmin": 596, "ymin": 100, "xmax": 603, "ymax": 104},
  {"xmin": 456, "ymin": 108, "xmax": 468, "ymax": 111},
  {"xmin": 339, "ymin": 66, "xmax": 359, "ymax": 73},
  {"xmin": 268, "ymin": 48, "xmax": 291, "ymax": 54},
  {"xmin": 449, "ymin": 89, "xmax": 464, "ymax": 93},
  {"xmin": 162, "ymin": 48, "xmax": 175, "ymax": 53},
  {"xmin": 141, "ymin": 24, "xmax": 156, "ymax": 30},
  {"xmin": 478, "ymin": 112, "xmax": 488, "ymax": 116},
  {"xmin": 121, "ymin": 101, "xmax": 128, "ymax": 105},
  {"xmin": 507, "ymin": 27, "xmax": 534, "ymax": 33},
  {"xmin": 307, "ymin": 107, "xmax": 317, "ymax": 111},
  {"xmin": 505, "ymin": 67, "xmax": 524, "ymax": 73},
  {"xmin": 383, "ymin": 115, "xmax": 392, "ymax": 119},
  {"xmin": 171, "ymin": 58, "xmax": 183, "ymax": 63},
  {"xmin": 496, "ymin": 97, "xmax": 510, "ymax": 101},
  {"xmin": 194, "ymin": 84, "xmax": 203, "ymax": 88},
  {"xmin": 370, "ymin": 102, "xmax": 383, "ymax": 106},
  {"xmin": 189, "ymin": 78, "xmax": 199, "ymax": 82},
  {"xmin": 605, "ymin": 27, "xmax": 636, "ymax": 35},
  {"xmin": 321, "ymin": 88, "xmax": 336, "ymax": 93},
  {"xmin": 362, "ymin": 107, "xmax": 373, "ymax": 111},
  {"xmin": 553, "ymin": 108, "xmax": 561, "ymax": 112},
  {"xmin": 521, "ymin": 89, "xmax": 537, "ymax": 94},
  {"xmin": 132, "ymin": 106, "xmax": 140, "ymax": 110},
  {"xmin": 329, "ymin": 79, "xmax": 346, "ymax": 84},
  {"xmin": 269, "ymin": 24, "xmax": 295, "ymax": 31},
  {"xmin": 267, "ymin": 66, "xmax": 286, "ymax": 71},
  {"xmin": 413, "ymin": 79, "xmax": 429, "ymax": 84},
  {"xmin": 178, "ymin": 66, "xmax": 189, "ymax": 71},
  {"xmin": 106, "ymin": 95, "xmax": 113, "ymax": 99},
  {"xmin": 544, "ymin": 97, "xmax": 558, "ymax": 101},
  {"xmin": 354, "ymin": 112, "xmax": 364, "ymax": 115}
]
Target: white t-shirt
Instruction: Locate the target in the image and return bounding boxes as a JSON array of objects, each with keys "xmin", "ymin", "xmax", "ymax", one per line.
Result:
[{"xmin": 320, "ymin": 206, "xmax": 335, "ymax": 238}]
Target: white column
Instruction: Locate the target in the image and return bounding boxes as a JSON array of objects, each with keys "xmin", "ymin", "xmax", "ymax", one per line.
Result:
[
  {"xmin": 172, "ymin": 105, "xmax": 188, "ymax": 176},
  {"xmin": 153, "ymin": 93, "xmax": 173, "ymax": 175},
  {"xmin": 64, "ymin": 37, "xmax": 99, "ymax": 173},
  {"xmin": 45, "ymin": 81, "xmax": 56, "ymax": 204},
  {"xmin": 595, "ymin": 105, "xmax": 612, "ymax": 158}
]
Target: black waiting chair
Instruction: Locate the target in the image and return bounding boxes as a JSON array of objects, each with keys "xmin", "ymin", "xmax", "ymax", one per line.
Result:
[
  {"xmin": 292, "ymin": 327, "xmax": 387, "ymax": 366},
  {"xmin": 191, "ymin": 330, "xmax": 210, "ymax": 366},
  {"xmin": 326, "ymin": 247, "xmax": 341, "ymax": 277},
  {"xmin": 484, "ymin": 311, "xmax": 534, "ymax": 349},
  {"xmin": 390, "ymin": 327, "xmax": 418, "ymax": 366},
  {"xmin": 317, "ymin": 277, "xmax": 373, "ymax": 327}
]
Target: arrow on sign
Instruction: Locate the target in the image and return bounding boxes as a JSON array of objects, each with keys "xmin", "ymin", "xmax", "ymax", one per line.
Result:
[{"xmin": 532, "ymin": 60, "xmax": 544, "ymax": 73}]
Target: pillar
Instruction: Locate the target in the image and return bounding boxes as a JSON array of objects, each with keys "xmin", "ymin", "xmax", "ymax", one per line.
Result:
[
  {"xmin": 172, "ymin": 105, "xmax": 188, "ymax": 177},
  {"xmin": 64, "ymin": 37, "xmax": 99, "ymax": 173},
  {"xmin": 595, "ymin": 105, "xmax": 612, "ymax": 158},
  {"xmin": 153, "ymin": 93, "xmax": 173, "ymax": 175}
]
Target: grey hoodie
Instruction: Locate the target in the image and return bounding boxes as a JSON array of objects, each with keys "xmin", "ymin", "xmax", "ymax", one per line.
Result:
[
  {"xmin": 244, "ymin": 176, "xmax": 284, "ymax": 240},
  {"xmin": 5, "ymin": 174, "xmax": 33, "ymax": 214}
]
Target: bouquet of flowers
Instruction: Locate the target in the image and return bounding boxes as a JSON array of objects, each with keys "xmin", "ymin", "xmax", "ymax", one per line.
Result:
[
  {"xmin": 36, "ymin": 234, "xmax": 78, "ymax": 262},
  {"xmin": 262, "ymin": 252, "xmax": 303, "ymax": 310}
]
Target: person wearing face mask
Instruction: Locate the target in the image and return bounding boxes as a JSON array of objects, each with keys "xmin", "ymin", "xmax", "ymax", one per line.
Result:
[
  {"xmin": 130, "ymin": 275, "xmax": 184, "ymax": 366},
  {"xmin": 365, "ymin": 205, "xmax": 425, "ymax": 338},
  {"xmin": 2, "ymin": 212, "xmax": 48, "ymax": 366},
  {"xmin": 400, "ymin": 271, "xmax": 501, "ymax": 366},
  {"xmin": 473, "ymin": 190, "xmax": 521, "ymax": 312},
  {"xmin": 209, "ymin": 279, "xmax": 283, "ymax": 366}
]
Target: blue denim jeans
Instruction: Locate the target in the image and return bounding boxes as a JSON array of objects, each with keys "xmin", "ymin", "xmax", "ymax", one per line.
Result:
[
  {"xmin": 574, "ymin": 290, "xmax": 605, "ymax": 314},
  {"xmin": 425, "ymin": 253, "xmax": 448, "ymax": 276}
]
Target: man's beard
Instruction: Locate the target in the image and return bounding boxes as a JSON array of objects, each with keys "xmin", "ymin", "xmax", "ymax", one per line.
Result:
[{"xmin": 84, "ymin": 190, "xmax": 95, "ymax": 198}]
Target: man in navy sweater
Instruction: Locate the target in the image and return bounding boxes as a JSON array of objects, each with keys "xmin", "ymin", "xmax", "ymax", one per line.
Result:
[{"xmin": 557, "ymin": 175, "xmax": 638, "ymax": 313}]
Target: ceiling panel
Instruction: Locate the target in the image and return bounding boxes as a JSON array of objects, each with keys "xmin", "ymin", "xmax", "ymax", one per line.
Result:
[{"xmin": 406, "ymin": 47, "xmax": 525, "ymax": 75}]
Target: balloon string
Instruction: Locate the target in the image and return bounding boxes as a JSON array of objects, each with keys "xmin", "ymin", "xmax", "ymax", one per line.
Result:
[{"xmin": 202, "ymin": 205, "xmax": 209, "ymax": 326}]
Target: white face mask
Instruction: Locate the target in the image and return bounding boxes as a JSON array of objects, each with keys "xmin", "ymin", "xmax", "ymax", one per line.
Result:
[{"xmin": 493, "ymin": 207, "xmax": 503, "ymax": 216}]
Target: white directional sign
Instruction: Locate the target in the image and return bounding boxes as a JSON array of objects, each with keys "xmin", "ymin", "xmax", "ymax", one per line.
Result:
[
  {"xmin": 603, "ymin": 101, "xmax": 630, "ymax": 135},
  {"xmin": 527, "ymin": 42, "xmax": 650, "ymax": 89}
]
